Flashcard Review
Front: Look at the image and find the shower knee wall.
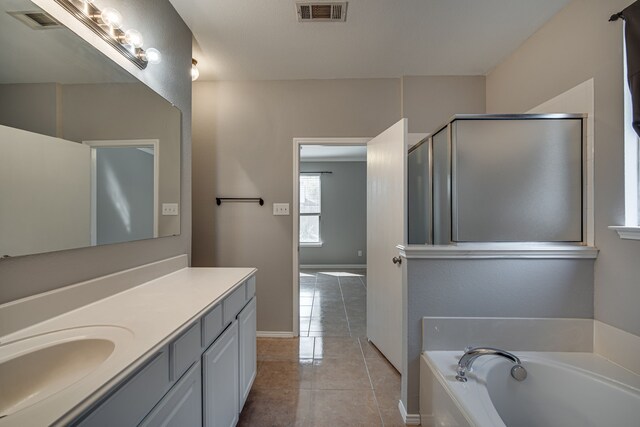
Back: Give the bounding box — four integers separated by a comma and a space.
401, 257, 595, 415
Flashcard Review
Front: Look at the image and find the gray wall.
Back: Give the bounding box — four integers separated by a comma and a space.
0, 83, 61, 137
486, 0, 640, 337
402, 258, 595, 413
0, 0, 192, 304
192, 76, 487, 332
299, 162, 367, 266
192, 78, 402, 332
401, 76, 486, 134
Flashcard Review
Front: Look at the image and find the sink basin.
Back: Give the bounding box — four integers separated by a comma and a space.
0, 326, 133, 417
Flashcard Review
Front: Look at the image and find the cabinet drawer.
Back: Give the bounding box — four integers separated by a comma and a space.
223, 283, 246, 325
170, 322, 201, 380
202, 303, 223, 348
75, 348, 171, 427
140, 361, 202, 427
246, 276, 256, 300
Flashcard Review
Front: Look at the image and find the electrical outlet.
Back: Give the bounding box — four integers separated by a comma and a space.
358, 250, 363, 257
273, 203, 290, 215
162, 203, 179, 216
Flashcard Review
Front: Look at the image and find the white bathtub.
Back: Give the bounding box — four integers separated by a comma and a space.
420, 351, 640, 427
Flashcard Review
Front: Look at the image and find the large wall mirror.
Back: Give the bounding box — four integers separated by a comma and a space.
0, 0, 181, 258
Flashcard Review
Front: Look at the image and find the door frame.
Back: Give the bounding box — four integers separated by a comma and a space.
83, 139, 160, 245
291, 137, 370, 337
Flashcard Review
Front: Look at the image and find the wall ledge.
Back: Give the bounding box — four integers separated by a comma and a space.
397, 244, 598, 259
609, 226, 640, 240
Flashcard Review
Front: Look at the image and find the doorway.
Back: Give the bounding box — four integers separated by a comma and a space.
84, 139, 159, 245
292, 138, 369, 338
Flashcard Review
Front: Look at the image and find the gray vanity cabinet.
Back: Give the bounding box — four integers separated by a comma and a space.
71, 275, 257, 427
203, 320, 240, 427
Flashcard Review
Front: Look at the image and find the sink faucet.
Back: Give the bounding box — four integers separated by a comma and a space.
455, 347, 527, 383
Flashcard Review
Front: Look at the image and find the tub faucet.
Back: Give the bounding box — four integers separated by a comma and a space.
455, 347, 527, 383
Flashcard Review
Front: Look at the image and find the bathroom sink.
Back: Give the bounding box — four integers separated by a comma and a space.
0, 326, 133, 417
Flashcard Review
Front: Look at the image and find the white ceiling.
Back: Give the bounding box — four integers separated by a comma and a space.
300, 145, 366, 162
169, 0, 571, 81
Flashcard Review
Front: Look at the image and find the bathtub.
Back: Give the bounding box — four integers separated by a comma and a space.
420, 351, 640, 427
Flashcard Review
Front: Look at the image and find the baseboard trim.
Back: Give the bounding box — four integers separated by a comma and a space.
257, 331, 295, 338
398, 400, 421, 425
300, 264, 366, 270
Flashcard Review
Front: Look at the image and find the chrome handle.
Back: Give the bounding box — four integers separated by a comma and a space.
392, 256, 402, 265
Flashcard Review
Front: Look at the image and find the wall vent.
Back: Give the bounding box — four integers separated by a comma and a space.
296, 2, 348, 22
8, 10, 62, 30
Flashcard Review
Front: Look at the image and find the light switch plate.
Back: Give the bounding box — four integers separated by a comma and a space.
162, 203, 179, 216
273, 203, 290, 216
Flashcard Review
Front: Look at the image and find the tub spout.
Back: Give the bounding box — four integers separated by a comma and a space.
455, 347, 527, 383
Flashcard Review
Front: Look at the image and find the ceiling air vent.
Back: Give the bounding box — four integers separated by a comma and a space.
8, 10, 62, 29
296, 2, 348, 22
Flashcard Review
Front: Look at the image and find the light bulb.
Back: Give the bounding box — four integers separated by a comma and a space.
191, 59, 199, 81
124, 29, 144, 48
144, 48, 161, 64
100, 7, 122, 29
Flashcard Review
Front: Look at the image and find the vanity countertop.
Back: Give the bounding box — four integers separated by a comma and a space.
0, 266, 257, 426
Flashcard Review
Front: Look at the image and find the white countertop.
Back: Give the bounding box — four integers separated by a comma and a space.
0, 267, 256, 426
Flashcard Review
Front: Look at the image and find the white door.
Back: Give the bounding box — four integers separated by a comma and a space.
366, 118, 407, 372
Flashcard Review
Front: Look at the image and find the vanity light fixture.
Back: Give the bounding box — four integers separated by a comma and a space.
124, 29, 144, 48
191, 58, 200, 81
99, 7, 122, 29
54, 0, 161, 69
145, 48, 162, 65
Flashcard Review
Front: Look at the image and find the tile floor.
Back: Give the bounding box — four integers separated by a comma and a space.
238, 270, 408, 426
298, 270, 367, 338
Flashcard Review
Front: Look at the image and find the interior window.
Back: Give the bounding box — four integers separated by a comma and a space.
299, 174, 321, 244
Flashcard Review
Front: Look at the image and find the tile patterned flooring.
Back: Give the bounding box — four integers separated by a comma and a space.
298, 269, 367, 338
238, 270, 407, 426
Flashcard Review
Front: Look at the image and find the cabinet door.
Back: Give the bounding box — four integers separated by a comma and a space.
140, 361, 202, 427
203, 320, 239, 427
238, 297, 257, 409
